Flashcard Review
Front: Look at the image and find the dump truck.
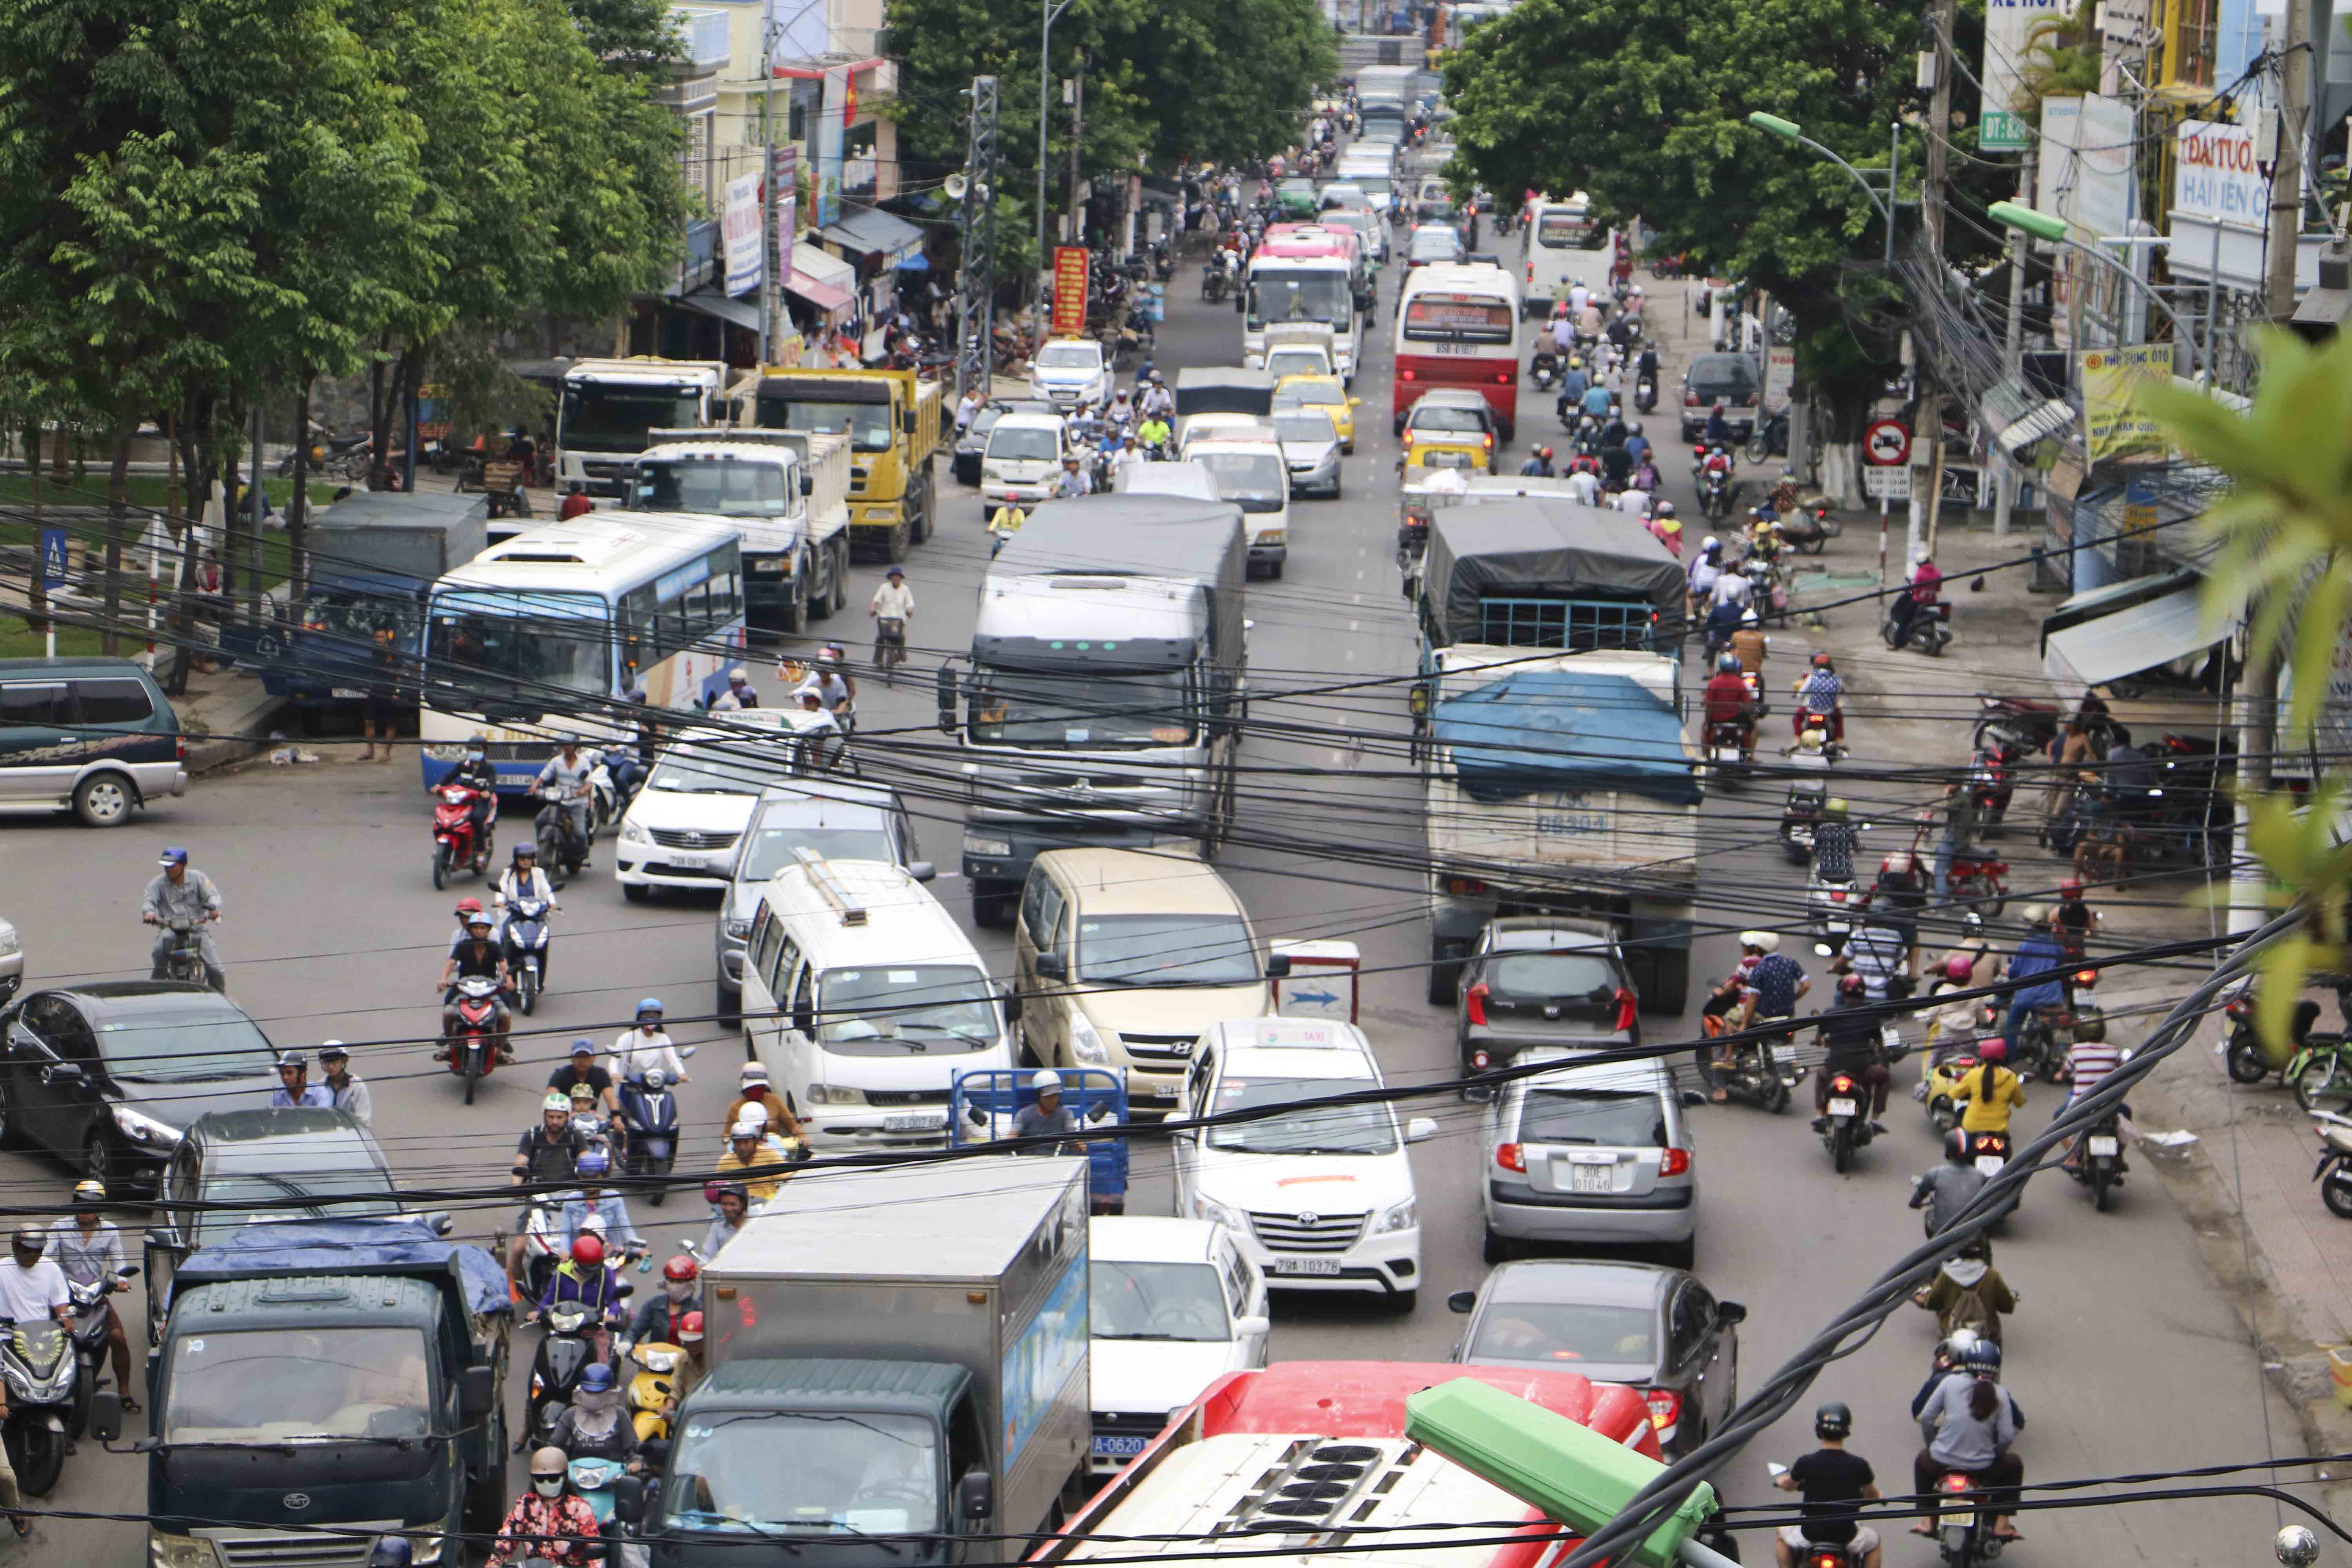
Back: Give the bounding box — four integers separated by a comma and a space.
738, 366, 944, 561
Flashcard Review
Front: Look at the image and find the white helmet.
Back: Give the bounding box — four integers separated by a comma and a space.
1750, 931, 1782, 953
1032, 1070, 1064, 1095
739, 1062, 770, 1084
730, 1114, 764, 1138
1700, 534, 1719, 552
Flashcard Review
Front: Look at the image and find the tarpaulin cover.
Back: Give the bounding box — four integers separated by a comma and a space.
1423, 498, 1688, 644
1434, 668, 1698, 804
185, 1218, 514, 1317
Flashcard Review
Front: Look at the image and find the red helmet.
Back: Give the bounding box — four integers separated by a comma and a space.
1944, 955, 1974, 984
1810, 652, 1834, 670
1838, 972, 1866, 996
1977, 1039, 2008, 1064
2059, 876, 2084, 897
570, 1234, 606, 1268
677, 1311, 705, 1343
663, 1255, 699, 1283
454, 897, 483, 917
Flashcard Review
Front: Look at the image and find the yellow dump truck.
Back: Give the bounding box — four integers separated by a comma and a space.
737, 366, 944, 561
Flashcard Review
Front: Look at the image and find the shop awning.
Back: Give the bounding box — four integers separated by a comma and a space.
1998, 397, 2076, 454
677, 288, 760, 331
819, 204, 926, 268
2041, 579, 2237, 695
786, 270, 853, 313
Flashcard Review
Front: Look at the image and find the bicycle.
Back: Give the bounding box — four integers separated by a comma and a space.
874, 616, 907, 685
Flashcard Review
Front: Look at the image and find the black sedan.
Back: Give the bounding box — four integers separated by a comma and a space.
0, 981, 283, 1189
1448, 1259, 1743, 1460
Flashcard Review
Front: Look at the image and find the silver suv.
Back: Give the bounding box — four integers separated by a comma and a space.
1481, 1055, 1701, 1267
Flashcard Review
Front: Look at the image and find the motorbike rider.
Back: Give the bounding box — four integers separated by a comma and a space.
1791, 651, 1844, 745
1553, 356, 1589, 421
269, 1049, 334, 1109
1701, 652, 1756, 756
1686, 537, 1725, 616
2000, 906, 2069, 1051
1109, 430, 1149, 480
143, 846, 226, 991
1136, 409, 1173, 454
548, 1036, 621, 1123
1739, 935, 1811, 1033
2053, 874, 2098, 953
630, 1255, 703, 1346
549, 1360, 641, 1471
1951, 1037, 2027, 1138
561, 1149, 641, 1256
0, 1227, 69, 1326
533, 1232, 628, 1365
1729, 606, 1767, 676
436, 907, 512, 1058
443, 739, 501, 850
1053, 452, 1093, 498
532, 742, 596, 867
47, 1181, 134, 1416
513, 1091, 589, 1185
1916, 1345, 2025, 1546
1909, 1127, 1991, 1238
495, 840, 559, 954
1772, 1401, 1882, 1568
702, 1183, 750, 1256
708, 666, 760, 711
1518, 446, 1555, 478
1812, 972, 1891, 1133
485, 1446, 606, 1568
724, 1061, 808, 1142
717, 1115, 791, 1203
1704, 401, 1733, 447
1700, 589, 1745, 659
2055, 1018, 2129, 1172
1138, 373, 1174, 422
1888, 546, 1944, 645
611, 997, 690, 1085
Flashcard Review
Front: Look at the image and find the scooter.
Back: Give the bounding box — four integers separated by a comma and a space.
2072, 1100, 2130, 1212
2223, 993, 2289, 1086
1704, 719, 1752, 782
2310, 1109, 2352, 1219
65, 1265, 136, 1440
0, 1313, 76, 1495
431, 782, 496, 891
626, 1339, 689, 1442
1929, 1467, 2003, 1568
503, 897, 554, 1017
1529, 348, 1561, 391
1633, 371, 1658, 412
443, 974, 506, 1105
589, 750, 636, 833
1712, 1018, 1801, 1112
1807, 871, 1858, 956
527, 1299, 603, 1450
1819, 1068, 1879, 1172
618, 1051, 697, 1205
535, 788, 592, 887
567, 1455, 625, 1529
1884, 598, 1954, 655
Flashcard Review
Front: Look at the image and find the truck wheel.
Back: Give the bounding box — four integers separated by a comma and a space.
831, 544, 850, 612
911, 475, 933, 544
1426, 942, 1464, 1007
885, 520, 911, 562
1642, 945, 1692, 1014
972, 879, 1018, 929
782, 565, 810, 635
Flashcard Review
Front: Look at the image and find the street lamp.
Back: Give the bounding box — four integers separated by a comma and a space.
1986, 200, 2202, 368
1745, 111, 1900, 267
1034, 0, 1076, 345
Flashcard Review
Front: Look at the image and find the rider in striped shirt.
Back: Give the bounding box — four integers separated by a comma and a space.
2057, 1027, 2127, 1170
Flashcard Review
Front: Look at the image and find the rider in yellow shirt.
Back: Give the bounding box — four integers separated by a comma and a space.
1950, 1038, 2027, 1134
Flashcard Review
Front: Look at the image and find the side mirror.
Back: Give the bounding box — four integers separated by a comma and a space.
45, 1062, 84, 1084
999, 987, 1021, 1024
935, 666, 958, 736
424, 1211, 455, 1238
613, 1475, 646, 1524
800, 472, 815, 497
1405, 1116, 1439, 1143
91, 1390, 123, 1444
792, 1004, 814, 1034
460, 1363, 496, 1419
908, 862, 937, 883
680, 1044, 699, 1060
118, 1264, 140, 1280
614, 1281, 635, 1299
901, 408, 918, 435
1717, 1301, 1748, 1325
955, 1469, 995, 1525
1681, 1089, 1708, 1107
1035, 953, 1068, 981
1265, 954, 1292, 979
1463, 1083, 1495, 1104
1232, 1314, 1271, 1338
1446, 1290, 1477, 1314
1350, 397, 1363, 407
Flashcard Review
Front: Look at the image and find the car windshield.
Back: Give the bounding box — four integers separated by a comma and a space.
663, 1410, 941, 1537
162, 1328, 431, 1445
1077, 914, 1259, 986
560, 385, 701, 454
649, 744, 791, 795
1410, 231, 1461, 260
425, 597, 612, 702
630, 458, 791, 519
1486, 950, 1618, 1003
758, 397, 893, 453
1247, 273, 1352, 329
740, 820, 893, 881
1410, 406, 1488, 434
1206, 1074, 1397, 1155
1689, 359, 1759, 397
816, 965, 998, 1053
1274, 415, 1336, 444
1036, 345, 1100, 370
1287, 382, 1344, 408
1469, 1300, 1656, 1366
965, 408, 1005, 445
969, 668, 1195, 750
988, 426, 1062, 463
95, 1003, 276, 1083
1195, 451, 1286, 511
193, 1173, 401, 1249
1091, 1261, 1231, 1342
1518, 1088, 1668, 1147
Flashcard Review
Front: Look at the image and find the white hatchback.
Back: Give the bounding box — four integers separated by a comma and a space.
1087, 1216, 1269, 1472
1172, 1017, 1436, 1311
613, 719, 801, 897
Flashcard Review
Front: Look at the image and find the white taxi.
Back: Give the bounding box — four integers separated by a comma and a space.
1171, 1017, 1435, 1310
614, 718, 800, 896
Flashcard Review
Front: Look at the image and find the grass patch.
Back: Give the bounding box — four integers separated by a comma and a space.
0, 474, 336, 514
0, 615, 118, 661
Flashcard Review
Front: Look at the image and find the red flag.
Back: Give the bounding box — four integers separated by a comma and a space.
843, 73, 858, 126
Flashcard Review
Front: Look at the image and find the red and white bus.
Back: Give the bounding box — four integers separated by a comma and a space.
1246, 225, 1366, 382
1394, 263, 1523, 442
1034, 1362, 1659, 1568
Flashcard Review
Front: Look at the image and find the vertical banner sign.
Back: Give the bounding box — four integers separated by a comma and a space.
1981, 0, 2069, 151
772, 144, 799, 259
38, 527, 66, 591
1763, 346, 1796, 413
1051, 246, 1089, 337
723, 173, 765, 297
2080, 343, 2175, 458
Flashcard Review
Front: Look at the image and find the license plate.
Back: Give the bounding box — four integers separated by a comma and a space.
1152, 1082, 1179, 1100
2073, 988, 2096, 1008
1766, 1045, 1788, 1066
1570, 1163, 1614, 1193
1828, 1098, 1857, 1116
330, 686, 363, 699
751, 561, 785, 574
1091, 1435, 1150, 1458
1270, 1257, 1343, 1276
1975, 1154, 2005, 1176
885, 1112, 946, 1133
667, 852, 707, 868
2087, 1135, 2120, 1156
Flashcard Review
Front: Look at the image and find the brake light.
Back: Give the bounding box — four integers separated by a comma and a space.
175, 734, 186, 762
1496, 1142, 1526, 1173
1402, 430, 1417, 445
1809, 1553, 1845, 1568
1443, 875, 1488, 895
1831, 1074, 1855, 1094
1399, 367, 1417, 381
1684, 390, 1698, 405
1829, 888, 1848, 903
1466, 982, 1491, 1027
1481, 433, 1494, 448
1642, 1388, 1681, 1441
1940, 1473, 1976, 1495
1470, 1048, 1493, 1071
1612, 987, 1638, 1033
2074, 969, 2098, 986
1659, 1147, 1690, 1176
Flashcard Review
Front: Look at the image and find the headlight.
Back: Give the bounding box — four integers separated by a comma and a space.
1068, 1013, 1115, 1065
410, 1537, 448, 1566
151, 1533, 224, 1568
1375, 1198, 1418, 1234
963, 832, 1013, 858
805, 1084, 866, 1107
722, 917, 751, 940
1191, 1193, 1243, 1230
0, 922, 18, 959
1253, 528, 1286, 547
113, 1103, 181, 1148
621, 818, 648, 843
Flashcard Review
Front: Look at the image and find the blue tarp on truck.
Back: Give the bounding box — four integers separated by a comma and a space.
183, 1217, 514, 1316
1432, 668, 1698, 805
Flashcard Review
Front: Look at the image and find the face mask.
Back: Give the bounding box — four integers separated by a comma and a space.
664, 1280, 692, 1303
533, 1477, 565, 1498
575, 1387, 623, 1417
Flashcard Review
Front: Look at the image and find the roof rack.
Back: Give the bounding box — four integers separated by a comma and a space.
795, 848, 867, 926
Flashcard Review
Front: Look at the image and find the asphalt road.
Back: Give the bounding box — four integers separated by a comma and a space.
0, 236, 2301, 1565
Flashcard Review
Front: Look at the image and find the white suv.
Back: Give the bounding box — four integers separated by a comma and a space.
1172, 1017, 1436, 1311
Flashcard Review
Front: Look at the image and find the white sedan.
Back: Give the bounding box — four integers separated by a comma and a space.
613, 719, 801, 898
1087, 1216, 1269, 1473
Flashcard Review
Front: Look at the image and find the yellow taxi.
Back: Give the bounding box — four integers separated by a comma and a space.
1274, 373, 1361, 453
1397, 389, 1499, 474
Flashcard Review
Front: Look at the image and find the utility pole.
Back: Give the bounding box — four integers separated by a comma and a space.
2265, 2, 2312, 316
1914, 0, 1955, 558
956, 76, 1000, 406
1991, 143, 2037, 541
1067, 61, 1085, 250
760, 11, 779, 366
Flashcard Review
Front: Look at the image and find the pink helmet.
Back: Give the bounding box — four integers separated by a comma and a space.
1944, 955, 1973, 985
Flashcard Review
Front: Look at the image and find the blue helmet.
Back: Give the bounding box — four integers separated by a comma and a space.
576, 1147, 612, 1178
578, 1363, 617, 1395
635, 997, 664, 1018
1962, 1340, 2002, 1376
368, 1540, 414, 1568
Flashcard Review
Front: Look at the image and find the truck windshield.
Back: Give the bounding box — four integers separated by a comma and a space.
1206, 1076, 1399, 1156
664, 1410, 941, 1538
561, 385, 702, 454
1247, 272, 1352, 329
969, 669, 1195, 749
163, 1327, 431, 1445
816, 965, 998, 1052
1194, 451, 1286, 512
1091, 1260, 1231, 1341
426, 596, 612, 701
760, 397, 894, 453
297, 588, 408, 641
987, 426, 1062, 463
631, 458, 792, 519
1076, 915, 1259, 986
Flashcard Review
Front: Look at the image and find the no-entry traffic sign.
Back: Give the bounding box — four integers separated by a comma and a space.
1864, 419, 1911, 467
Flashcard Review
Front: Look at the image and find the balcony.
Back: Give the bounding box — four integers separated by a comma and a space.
670, 6, 730, 69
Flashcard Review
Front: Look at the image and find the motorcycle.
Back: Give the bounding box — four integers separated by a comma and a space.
1529, 349, 1561, 391
1819, 1068, 1880, 1172
1633, 372, 1659, 412
567, 1455, 626, 1530
1715, 1018, 1801, 1111
875, 616, 908, 685
1807, 872, 1858, 956
1777, 498, 1842, 555
535, 787, 592, 888
66, 1265, 136, 1439
2073, 1101, 2130, 1212
626, 1339, 689, 1442
527, 1299, 604, 1450
2223, 993, 2298, 1087
1884, 598, 1954, 655
2311, 1110, 2352, 1219
1944, 846, 2009, 918
156, 917, 213, 989
1930, 1467, 2003, 1568
516, 1198, 566, 1305
1704, 719, 1752, 782
503, 896, 554, 1017
0, 1315, 76, 1495
1742, 555, 1788, 626
443, 974, 506, 1105
1744, 408, 1791, 465
430, 784, 497, 893
588, 750, 636, 835
1698, 466, 1736, 521
618, 1054, 697, 1205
